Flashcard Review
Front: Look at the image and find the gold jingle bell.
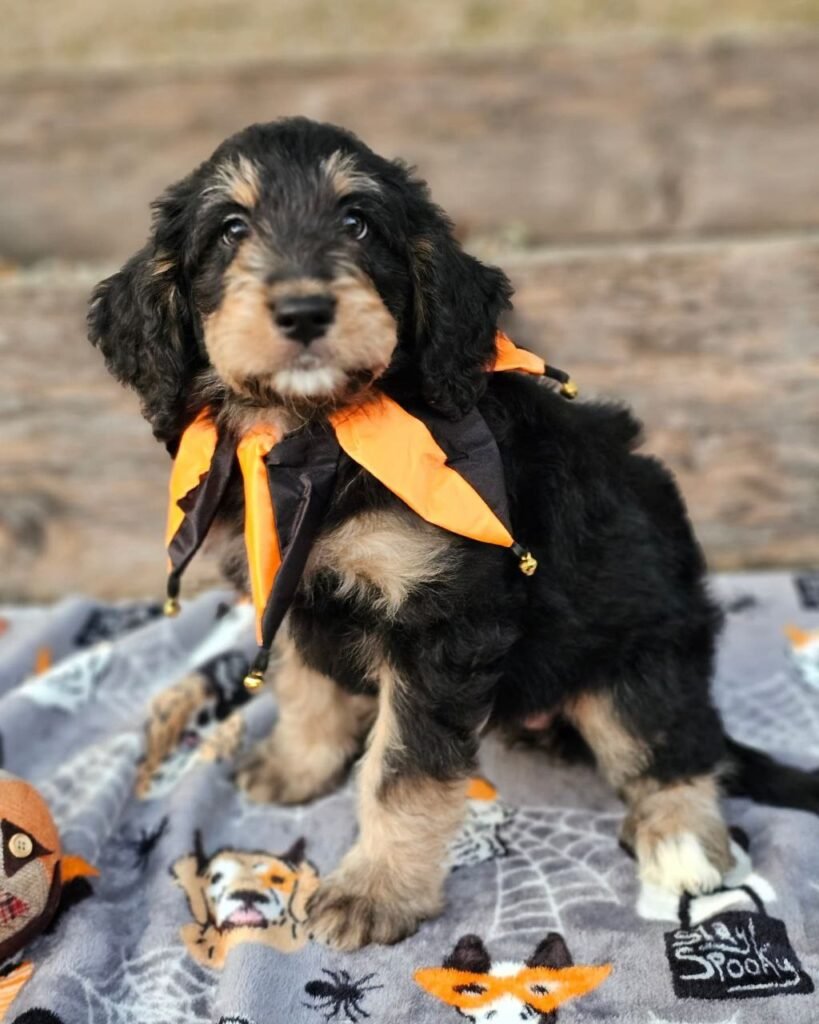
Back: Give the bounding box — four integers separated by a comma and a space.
518, 551, 538, 576
243, 669, 266, 693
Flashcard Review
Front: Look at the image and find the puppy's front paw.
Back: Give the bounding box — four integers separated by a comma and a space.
235, 737, 346, 805
234, 757, 287, 804
307, 872, 428, 950
638, 831, 727, 895
234, 740, 309, 805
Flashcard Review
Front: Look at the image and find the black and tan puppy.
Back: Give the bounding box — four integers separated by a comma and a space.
89, 117, 819, 950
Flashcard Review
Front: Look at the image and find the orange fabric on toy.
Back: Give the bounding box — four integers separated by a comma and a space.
0, 961, 34, 1019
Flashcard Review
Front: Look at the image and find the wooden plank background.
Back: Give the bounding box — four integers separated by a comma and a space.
3, 39, 819, 263
1, 32, 818, 599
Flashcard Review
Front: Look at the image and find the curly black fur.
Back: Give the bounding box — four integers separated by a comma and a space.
88, 174, 206, 445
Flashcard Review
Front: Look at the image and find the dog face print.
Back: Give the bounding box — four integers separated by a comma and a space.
172, 833, 319, 968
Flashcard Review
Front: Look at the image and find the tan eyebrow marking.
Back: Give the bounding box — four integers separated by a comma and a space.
202, 154, 261, 209
321, 151, 381, 198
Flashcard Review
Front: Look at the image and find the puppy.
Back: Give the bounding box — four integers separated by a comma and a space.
89, 117, 819, 950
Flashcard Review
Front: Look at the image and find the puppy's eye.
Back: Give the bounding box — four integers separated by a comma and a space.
342, 210, 368, 240
221, 215, 249, 245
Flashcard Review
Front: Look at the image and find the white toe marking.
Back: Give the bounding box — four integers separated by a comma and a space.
641, 831, 723, 895
637, 839, 777, 922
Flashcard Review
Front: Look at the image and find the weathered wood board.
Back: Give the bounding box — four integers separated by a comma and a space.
3, 37, 819, 263
2, 235, 817, 600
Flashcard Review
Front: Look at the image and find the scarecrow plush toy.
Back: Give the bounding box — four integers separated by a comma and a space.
162, 332, 577, 690
0, 772, 97, 963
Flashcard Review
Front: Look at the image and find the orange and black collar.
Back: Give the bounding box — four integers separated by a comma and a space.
163, 333, 577, 690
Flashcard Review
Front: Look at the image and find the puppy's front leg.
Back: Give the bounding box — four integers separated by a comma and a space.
308, 664, 473, 950
236, 635, 375, 804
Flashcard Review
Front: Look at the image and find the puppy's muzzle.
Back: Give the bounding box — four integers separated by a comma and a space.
272, 292, 337, 346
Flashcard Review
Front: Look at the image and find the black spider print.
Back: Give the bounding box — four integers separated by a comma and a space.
123, 816, 169, 870
304, 968, 383, 1021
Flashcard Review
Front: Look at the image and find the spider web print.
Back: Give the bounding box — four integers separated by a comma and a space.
18, 625, 187, 725
488, 805, 628, 945
715, 667, 819, 759
35, 733, 141, 861
232, 776, 358, 837
52, 946, 212, 1024
83, 625, 197, 722
647, 1013, 742, 1024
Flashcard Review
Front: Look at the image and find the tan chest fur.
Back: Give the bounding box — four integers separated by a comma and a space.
305, 508, 454, 615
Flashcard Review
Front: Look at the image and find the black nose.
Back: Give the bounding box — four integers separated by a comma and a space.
273, 294, 336, 345
231, 889, 269, 906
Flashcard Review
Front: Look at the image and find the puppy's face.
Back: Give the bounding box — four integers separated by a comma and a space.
89, 117, 512, 442
191, 135, 406, 408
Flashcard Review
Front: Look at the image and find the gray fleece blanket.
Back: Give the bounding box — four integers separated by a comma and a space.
1, 572, 818, 1024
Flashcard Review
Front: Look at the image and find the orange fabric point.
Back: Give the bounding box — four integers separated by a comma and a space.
236, 426, 284, 644
493, 330, 546, 376
330, 394, 514, 550
165, 409, 220, 553
62, 854, 101, 883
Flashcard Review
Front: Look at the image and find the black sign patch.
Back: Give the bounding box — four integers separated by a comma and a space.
665, 888, 814, 1000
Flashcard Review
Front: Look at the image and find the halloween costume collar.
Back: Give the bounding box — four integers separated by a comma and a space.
162, 332, 578, 691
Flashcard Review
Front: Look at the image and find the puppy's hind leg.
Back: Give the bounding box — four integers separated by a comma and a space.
621, 774, 733, 894
567, 689, 734, 895
236, 635, 375, 804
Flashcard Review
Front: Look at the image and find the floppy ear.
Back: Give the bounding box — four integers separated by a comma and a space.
287, 860, 320, 925
171, 853, 210, 924
87, 176, 205, 446
408, 194, 513, 418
